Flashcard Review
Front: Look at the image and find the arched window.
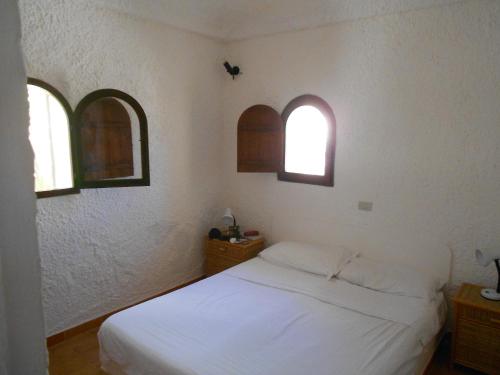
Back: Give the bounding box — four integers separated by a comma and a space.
278, 94, 336, 186
26, 81, 149, 195
74, 89, 150, 188
27, 78, 79, 198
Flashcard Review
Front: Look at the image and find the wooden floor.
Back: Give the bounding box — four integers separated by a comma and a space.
49, 328, 484, 375
49, 327, 106, 375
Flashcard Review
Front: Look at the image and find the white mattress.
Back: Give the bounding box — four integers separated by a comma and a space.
99, 258, 445, 375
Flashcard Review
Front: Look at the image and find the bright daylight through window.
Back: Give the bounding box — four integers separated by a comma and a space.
284, 105, 328, 176
27, 84, 74, 193
278, 94, 335, 186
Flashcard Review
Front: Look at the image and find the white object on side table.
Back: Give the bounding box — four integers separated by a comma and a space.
475, 248, 500, 301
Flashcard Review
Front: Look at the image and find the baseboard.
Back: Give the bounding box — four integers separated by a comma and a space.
46, 275, 205, 347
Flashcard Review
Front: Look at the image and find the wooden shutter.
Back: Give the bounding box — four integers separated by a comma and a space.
80, 98, 134, 180
237, 105, 283, 172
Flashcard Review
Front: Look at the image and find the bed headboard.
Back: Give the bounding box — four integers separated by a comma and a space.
269, 216, 451, 282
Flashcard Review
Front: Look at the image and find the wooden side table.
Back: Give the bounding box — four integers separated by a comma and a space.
204, 237, 265, 276
452, 283, 500, 374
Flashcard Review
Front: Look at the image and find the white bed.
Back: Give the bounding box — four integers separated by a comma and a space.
99, 257, 447, 375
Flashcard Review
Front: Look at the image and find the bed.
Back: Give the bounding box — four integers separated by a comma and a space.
99, 251, 447, 375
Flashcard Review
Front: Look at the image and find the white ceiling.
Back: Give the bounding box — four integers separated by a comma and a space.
96, 0, 463, 41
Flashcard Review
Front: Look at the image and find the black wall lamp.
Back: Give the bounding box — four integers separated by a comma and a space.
223, 61, 241, 80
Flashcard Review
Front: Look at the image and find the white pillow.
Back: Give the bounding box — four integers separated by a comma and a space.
338, 257, 444, 301
259, 241, 358, 279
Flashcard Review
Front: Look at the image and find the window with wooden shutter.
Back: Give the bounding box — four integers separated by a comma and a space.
74, 89, 150, 189
237, 105, 283, 172
80, 98, 134, 180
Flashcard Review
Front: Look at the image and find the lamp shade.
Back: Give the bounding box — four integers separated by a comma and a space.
475, 248, 500, 267
222, 208, 235, 226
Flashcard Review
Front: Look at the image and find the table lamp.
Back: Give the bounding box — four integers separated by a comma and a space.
475, 248, 500, 301
222, 208, 236, 227
222, 208, 240, 239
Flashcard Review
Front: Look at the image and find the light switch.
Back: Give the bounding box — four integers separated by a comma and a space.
358, 201, 373, 212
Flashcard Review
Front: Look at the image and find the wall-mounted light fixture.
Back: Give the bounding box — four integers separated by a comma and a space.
223, 61, 241, 80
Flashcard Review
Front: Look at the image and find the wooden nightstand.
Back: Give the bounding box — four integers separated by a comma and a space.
204, 237, 265, 276
452, 283, 500, 374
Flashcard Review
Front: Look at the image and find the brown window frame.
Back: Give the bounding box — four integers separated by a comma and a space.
27, 78, 80, 199
277, 94, 336, 187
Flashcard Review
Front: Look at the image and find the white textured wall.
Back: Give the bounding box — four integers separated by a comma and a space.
18, 0, 500, 338
222, 0, 500, 293
20, 0, 225, 335
0, 0, 47, 373
0, 259, 8, 375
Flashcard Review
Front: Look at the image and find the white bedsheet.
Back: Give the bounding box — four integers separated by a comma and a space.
99, 258, 444, 375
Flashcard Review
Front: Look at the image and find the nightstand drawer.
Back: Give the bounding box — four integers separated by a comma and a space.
455, 319, 500, 374
204, 237, 265, 276
455, 343, 496, 373
458, 305, 500, 328
205, 255, 240, 276
206, 240, 261, 261
456, 318, 489, 342
453, 284, 500, 374
206, 241, 242, 260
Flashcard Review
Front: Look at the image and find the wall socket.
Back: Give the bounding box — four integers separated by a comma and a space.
358, 201, 373, 212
